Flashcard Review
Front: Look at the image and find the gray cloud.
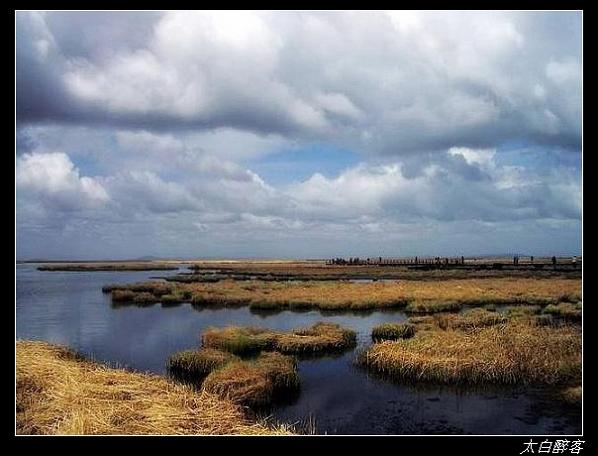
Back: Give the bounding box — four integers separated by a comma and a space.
17, 11, 581, 154
15, 11, 582, 259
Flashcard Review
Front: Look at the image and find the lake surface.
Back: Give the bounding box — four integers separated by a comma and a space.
16, 264, 581, 435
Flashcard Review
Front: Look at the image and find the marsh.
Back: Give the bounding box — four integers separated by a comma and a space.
16, 263, 581, 434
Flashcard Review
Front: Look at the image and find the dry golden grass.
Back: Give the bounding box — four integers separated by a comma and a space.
405, 300, 462, 313
505, 305, 542, 317
202, 322, 356, 355
168, 348, 240, 380
16, 341, 293, 435
186, 260, 580, 280
202, 327, 279, 355
434, 308, 507, 331
166, 277, 581, 311
371, 323, 416, 341
276, 322, 357, 354
543, 302, 582, 321
105, 277, 580, 311
103, 281, 173, 296
358, 320, 581, 385
407, 315, 437, 331
202, 352, 299, 408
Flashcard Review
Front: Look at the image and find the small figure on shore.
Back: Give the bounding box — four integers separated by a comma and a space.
461, 256, 465, 265
513, 256, 519, 266
530, 256, 534, 264
552, 256, 557, 268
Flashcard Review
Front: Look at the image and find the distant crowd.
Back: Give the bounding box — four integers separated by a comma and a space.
327, 256, 466, 266
326, 255, 581, 267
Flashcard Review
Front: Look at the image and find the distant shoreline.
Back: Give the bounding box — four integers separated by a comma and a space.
16, 255, 583, 264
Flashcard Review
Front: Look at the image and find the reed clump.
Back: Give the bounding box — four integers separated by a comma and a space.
505, 305, 542, 318
372, 322, 416, 341
542, 302, 582, 321
435, 308, 507, 331
202, 352, 299, 408
104, 277, 580, 312
110, 289, 137, 302
558, 293, 581, 303
407, 315, 437, 330
405, 300, 462, 314
102, 281, 173, 296
202, 322, 356, 355
16, 340, 292, 435
132, 292, 160, 304
202, 327, 279, 355
276, 322, 357, 354
168, 348, 240, 380
358, 320, 581, 385
160, 290, 193, 305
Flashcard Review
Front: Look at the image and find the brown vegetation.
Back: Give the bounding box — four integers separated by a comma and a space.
358, 320, 581, 385
107, 277, 581, 312
16, 341, 292, 435
371, 322, 417, 341
202, 352, 300, 408
168, 348, 239, 380
184, 259, 581, 281
542, 302, 582, 321
201, 322, 357, 355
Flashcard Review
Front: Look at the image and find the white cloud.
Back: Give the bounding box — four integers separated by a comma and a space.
546, 58, 581, 85
105, 170, 200, 214
287, 147, 581, 223
16, 152, 109, 211
448, 147, 496, 168
18, 11, 581, 152
15, 12, 582, 259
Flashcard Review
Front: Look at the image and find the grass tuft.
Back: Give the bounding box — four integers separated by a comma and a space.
405, 300, 461, 314
110, 290, 137, 302
542, 302, 582, 321
372, 322, 416, 341
202, 352, 299, 408
202, 322, 356, 355
358, 320, 580, 385
168, 348, 240, 381
103, 281, 173, 296
202, 327, 279, 355
505, 305, 542, 318
435, 308, 507, 331
277, 322, 357, 354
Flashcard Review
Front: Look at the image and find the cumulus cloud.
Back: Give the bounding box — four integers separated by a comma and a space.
15, 11, 582, 259
288, 148, 581, 223
104, 171, 201, 214
16, 151, 109, 211
17, 11, 581, 153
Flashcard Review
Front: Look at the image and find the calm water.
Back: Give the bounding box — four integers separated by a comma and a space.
16, 264, 581, 435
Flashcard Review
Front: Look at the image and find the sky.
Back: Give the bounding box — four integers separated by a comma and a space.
15, 10, 582, 260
